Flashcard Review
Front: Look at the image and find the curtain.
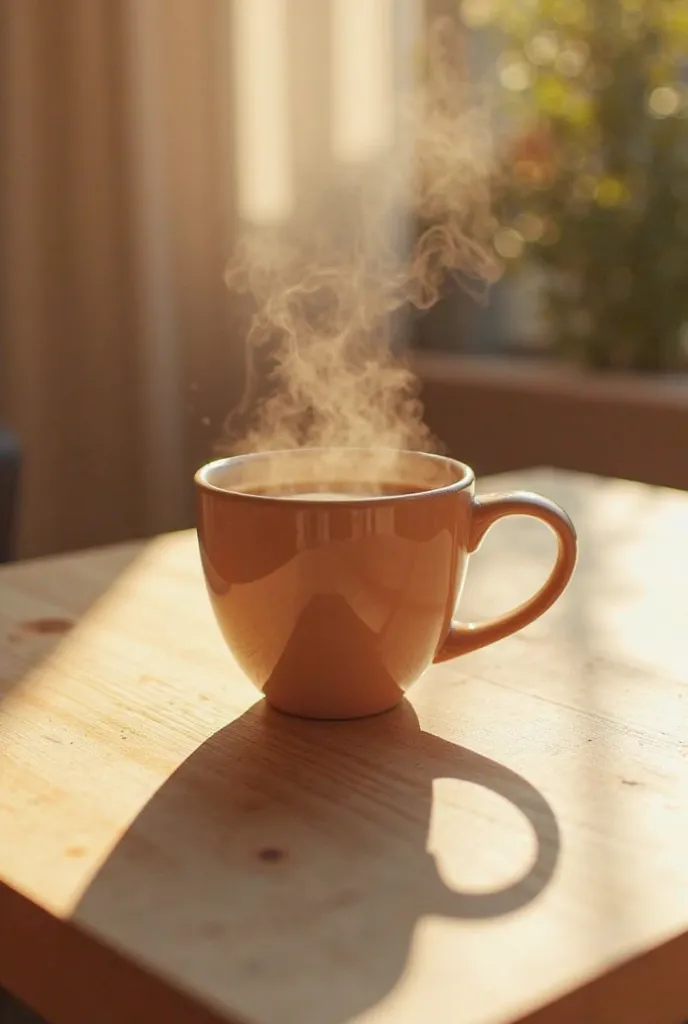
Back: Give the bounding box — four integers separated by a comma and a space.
0, 0, 240, 557
0, 0, 422, 558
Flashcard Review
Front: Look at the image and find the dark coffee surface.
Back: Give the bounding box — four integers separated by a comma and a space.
237, 482, 434, 499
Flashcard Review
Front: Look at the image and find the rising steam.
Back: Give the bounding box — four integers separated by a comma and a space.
221, 17, 499, 469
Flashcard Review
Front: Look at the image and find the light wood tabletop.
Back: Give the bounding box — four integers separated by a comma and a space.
0, 469, 686, 1024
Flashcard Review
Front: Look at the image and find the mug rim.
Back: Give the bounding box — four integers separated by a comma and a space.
194, 448, 475, 505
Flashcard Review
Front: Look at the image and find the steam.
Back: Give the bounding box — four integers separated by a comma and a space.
222, 17, 499, 472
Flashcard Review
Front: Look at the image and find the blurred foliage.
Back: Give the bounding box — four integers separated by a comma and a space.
460, 0, 688, 370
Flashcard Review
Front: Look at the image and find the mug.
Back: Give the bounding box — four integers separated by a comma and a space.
195, 448, 577, 720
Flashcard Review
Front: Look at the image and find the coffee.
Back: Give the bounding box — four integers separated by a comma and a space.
283, 492, 368, 501
238, 483, 428, 500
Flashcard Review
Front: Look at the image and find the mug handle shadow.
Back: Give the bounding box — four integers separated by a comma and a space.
423, 740, 561, 920
435, 491, 578, 662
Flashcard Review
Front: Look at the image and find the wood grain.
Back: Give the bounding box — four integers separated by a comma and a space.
0, 470, 687, 1024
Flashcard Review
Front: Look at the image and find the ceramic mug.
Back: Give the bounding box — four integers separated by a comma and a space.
195, 448, 577, 720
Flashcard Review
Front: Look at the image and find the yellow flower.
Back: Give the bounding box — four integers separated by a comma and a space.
595, 177, 629, 207
494, 227, 525, 259
648, 86, 681, 117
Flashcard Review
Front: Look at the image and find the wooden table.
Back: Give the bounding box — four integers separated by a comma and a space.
0, 469, 686, 1024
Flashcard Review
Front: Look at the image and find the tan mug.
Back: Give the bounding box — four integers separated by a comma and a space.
196, 448, 577, 720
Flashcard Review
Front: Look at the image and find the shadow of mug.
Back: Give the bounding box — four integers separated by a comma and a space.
73, 702, 560, 1024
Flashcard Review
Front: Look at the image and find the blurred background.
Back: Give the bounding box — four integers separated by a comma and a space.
1, 0, 687, 562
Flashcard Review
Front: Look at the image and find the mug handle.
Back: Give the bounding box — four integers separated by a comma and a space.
434, 491, 577, 663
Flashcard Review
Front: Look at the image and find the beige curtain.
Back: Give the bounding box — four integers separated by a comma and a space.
0, 0, 422, 558
0, 0, 241, 558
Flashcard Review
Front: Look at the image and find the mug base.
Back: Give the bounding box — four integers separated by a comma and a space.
264, 693, 404, 722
